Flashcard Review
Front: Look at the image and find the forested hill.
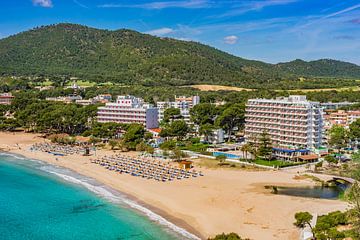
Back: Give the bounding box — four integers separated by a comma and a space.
275, 59, 360, 78
0, 23, 359, 87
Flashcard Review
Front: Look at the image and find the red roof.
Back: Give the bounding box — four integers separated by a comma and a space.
298, 154, 319, 161
148, 128, 162, 133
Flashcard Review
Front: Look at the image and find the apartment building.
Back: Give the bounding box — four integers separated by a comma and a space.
0, 93, 14, 105
175, 95, 200, 108
97, 95, 159, 129
157, 96, 200, 123
320, 101, 357, 110
93, 94, 112, 103
245, 95, 324, 159
324, 110, 360, 127
348, 111, 360, 124
75, 94, 112, 106
46, 95, 82, 104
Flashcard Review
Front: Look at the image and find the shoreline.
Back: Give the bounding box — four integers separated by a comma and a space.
0, 150, 203, 240
0, 132, 349, 240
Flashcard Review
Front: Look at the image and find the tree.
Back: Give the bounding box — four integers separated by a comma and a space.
326, 228, 345, 239
246, 134, 259, 159
164, 107, 181, 122
349, 119, 360, 146
313, 211, 348, 239
164, 120, 189, 140
208, 232, 248, 240
257, 131, 272, 161
241, 143, 252, 161
347, 182, 360, 235
136, 142, 147, 152
108, 139, 118, 150
324, 155, 338, 165
294, 212, 315, 238
117, 140, 129, 152
352, 151, 360, 162
216, 155, 226, 164
122, 124, 145, 149
171, 147, 188, 161
159, 140, 177, 150
328, 125, 348, 151
83, 122, 123, 139
215, 104, 245, 142
144, 132, 153, 141
89, 136, 101, 145
146, 145, 155, 155
199, 123, 214, 143
190, 103, 218, 126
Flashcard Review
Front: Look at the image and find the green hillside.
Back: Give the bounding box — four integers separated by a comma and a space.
276, 59, 360, 78
0, 23, 359, 88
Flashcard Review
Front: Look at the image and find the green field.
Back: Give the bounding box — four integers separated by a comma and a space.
253, 159, 304, 168
65, 80, 96, 88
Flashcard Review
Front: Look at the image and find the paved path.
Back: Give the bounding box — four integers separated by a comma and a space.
308, 172, 355, 184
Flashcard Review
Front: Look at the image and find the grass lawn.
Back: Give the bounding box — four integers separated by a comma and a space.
194, 157, 260, 170
253, 159, 305, 168
97, 82, 129, 87
65, 80, 96, 87
39, 80, 53, 86
179, 143, 209, 153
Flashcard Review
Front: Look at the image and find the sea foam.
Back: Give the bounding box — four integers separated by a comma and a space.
40, 164, 201, 240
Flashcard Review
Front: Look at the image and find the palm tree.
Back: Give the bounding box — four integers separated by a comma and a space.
241, 143, 251, 161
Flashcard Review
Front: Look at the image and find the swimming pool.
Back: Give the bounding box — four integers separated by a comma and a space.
213, 152, 240, 159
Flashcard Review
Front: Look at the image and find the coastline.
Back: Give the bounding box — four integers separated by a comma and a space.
0, 132, 349, 240
0, 151, 203, 240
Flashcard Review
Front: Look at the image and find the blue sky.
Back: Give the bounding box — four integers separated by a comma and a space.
0, 0, 359, 64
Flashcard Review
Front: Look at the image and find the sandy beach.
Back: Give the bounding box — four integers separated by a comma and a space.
0, 132, 349, 240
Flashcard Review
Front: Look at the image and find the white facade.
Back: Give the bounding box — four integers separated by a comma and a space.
206, 129, 225, 144
0, 93, 14, 105
97, 95, 159, 129
245, 95, 324, 150
320, 101, 357, 110
45, 95, 82, 103
157, 96, 200, 123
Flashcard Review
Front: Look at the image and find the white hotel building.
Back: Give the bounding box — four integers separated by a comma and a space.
97, 96, 159, 129
245, 95, 324, 159
157, 96, 200, 123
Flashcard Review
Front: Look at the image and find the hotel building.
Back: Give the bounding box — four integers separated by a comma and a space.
245, 95, 324, 159
157, 96, 200, 123
97, 95, 159, 129
0, 93, 14, 105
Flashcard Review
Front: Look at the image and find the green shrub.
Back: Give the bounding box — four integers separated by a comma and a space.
208, 232, 248, 240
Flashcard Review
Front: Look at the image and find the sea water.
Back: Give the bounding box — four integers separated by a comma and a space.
0, 153, 199, 240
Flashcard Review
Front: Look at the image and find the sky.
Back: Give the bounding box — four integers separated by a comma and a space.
0, 0, 359, 64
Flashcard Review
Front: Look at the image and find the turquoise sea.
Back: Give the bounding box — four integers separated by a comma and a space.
0, 153, 198, 240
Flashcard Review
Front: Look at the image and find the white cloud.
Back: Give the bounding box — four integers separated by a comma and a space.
323, 3, 360, 19
145, 28, 174, 36
216, 0, 298, 18
224, 35, 238, 44
32, 0, 53, 8
99, 0, 210, 9
73, 0, 88, 9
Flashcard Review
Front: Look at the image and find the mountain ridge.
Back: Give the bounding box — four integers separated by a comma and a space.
0, 23, 359, 87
